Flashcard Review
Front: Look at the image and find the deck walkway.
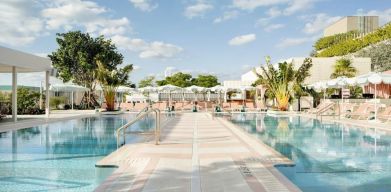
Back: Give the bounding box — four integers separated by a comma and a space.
95, 113, 300, 192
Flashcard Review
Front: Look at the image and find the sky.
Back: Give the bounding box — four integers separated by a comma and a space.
0, 0, 391, 87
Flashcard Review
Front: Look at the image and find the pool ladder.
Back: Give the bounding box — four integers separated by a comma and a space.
116, 107, 161, 148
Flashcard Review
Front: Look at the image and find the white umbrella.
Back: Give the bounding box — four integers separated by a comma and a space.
157, 84, 181, 108
186, 85, 206, 102
210, 85, 226, 105
355, 72, 391, 121
116, 86, 134, 108
240, 86, 255, 107
138, 86, 157, 106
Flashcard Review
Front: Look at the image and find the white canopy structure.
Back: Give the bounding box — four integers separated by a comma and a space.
0, 46, 52, 122
50, 84, 88, 110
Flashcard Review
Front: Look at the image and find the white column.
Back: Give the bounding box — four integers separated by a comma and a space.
12, 67, 17, 122
45, 70, 50, 118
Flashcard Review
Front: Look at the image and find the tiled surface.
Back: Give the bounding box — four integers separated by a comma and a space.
95, 113, 301, 192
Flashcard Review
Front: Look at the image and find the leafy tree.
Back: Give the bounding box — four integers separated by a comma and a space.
355, 41, 391, 72
96, 60, 133, 111
330, 58, 357, 78
156, 72, 193, 87
254, 57, 312, 111
193, 75, 220, 87
156, 79, 168, 86
138, 76, 155, 88
48, 31, 124, 107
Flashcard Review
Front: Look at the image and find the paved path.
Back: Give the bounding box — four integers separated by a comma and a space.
95, 113, 300, 192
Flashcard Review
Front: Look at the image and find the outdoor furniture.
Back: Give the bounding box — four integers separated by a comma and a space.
377, 106, 391, 122
349, 103, 376, 120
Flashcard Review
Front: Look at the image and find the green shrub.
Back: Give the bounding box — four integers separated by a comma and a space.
16, 87, 42, 114
50, 96, 67, 109
315, 23, 391, 57
314, 30, 359, 51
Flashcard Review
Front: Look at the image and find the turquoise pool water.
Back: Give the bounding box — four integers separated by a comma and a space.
0, 114, 156, 192
228, 113, 391, 192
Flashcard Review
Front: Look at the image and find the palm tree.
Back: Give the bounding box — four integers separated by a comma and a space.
96, 60, 133, 111
330, 58, 357, 78
254, 57, 312, 111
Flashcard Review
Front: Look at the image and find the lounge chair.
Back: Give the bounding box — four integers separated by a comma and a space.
308, 101, 334, 114
377, 106, 391, 122
348, 103, 376, 120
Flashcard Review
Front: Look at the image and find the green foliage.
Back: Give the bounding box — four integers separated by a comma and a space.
254, 57, 312, 111
49, 31, 124, 90
330, 58, 357, 78
355, 42, 391, 72
138, 76, 155, 88
316, 23, 391, 57
156, 72, 193, 87
155, 73, 220, 88
0, 92, 10, 102
16, 88, 42, 114
192, 75, 220, 88
96, 60, 133, 111
314, 31, 359, 51
50, 96, 67, 109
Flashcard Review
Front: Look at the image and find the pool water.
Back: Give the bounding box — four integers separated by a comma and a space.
0, 114, 156, 192
228, 113, 391, 192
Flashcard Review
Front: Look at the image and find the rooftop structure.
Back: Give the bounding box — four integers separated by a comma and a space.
0, 46, 52, 122
324, 16, 379, 37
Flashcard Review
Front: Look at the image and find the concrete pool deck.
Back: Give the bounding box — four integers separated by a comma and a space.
95, 113, 300, 192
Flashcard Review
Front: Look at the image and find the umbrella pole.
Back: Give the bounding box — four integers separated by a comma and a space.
375, 84, 377, 121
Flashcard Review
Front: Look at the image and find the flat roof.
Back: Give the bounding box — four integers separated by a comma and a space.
0, 46, 52, 73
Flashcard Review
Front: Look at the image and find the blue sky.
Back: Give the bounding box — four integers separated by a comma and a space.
0, 0, 391, 86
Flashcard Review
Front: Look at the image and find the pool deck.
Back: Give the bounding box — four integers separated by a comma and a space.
95, 113, 300, 192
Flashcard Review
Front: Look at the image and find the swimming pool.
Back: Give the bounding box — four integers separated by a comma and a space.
0, 114, 156, 192
228, 113, 391, 192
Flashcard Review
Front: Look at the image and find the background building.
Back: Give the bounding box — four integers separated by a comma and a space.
324, 16, 379, 37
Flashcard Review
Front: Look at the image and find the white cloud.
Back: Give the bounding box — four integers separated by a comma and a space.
232, 0, 288, 10
214, 10, 239, 23
129, 0, 157, 12
360, 8, 391, 25
112, 35, 183, 59
264, 23, 285, 32
164, 66, 177, 77
0, 0, 44, 46
267, 7, 282, 17
133, 65, 141, 71
41, 0, 132, 37
283, 0, 316, 15
276, 37, 312, 48
228, 34, 256, 46
140, 42, 183, 59
184, 2, 213, 19
303, 13, 341, 34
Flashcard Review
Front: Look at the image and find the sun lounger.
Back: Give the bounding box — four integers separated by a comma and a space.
309, 102, 335, 115
377, 106, 391, 122
348, 103, 376, 120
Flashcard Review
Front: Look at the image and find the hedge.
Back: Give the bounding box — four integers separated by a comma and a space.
316, 23, 391, 57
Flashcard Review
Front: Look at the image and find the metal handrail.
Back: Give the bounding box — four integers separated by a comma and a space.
316, 102, 340, 121
116, 108, 161, 148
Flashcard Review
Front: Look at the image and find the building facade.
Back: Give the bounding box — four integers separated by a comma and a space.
324, 16, 379, 37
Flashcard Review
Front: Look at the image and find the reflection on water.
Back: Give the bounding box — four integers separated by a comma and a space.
0, 114, 155, 192
228, 113, 391, 192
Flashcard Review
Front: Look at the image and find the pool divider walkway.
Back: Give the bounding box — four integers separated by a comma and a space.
95, 113, 301, 192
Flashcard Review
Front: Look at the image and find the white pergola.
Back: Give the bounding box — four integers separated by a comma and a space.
0, 46, 52, 122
